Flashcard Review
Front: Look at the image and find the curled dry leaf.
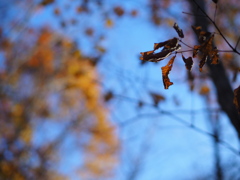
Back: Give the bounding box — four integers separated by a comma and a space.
163, 37, 179, 51
173, 22, 184, 38
153, 40, 170, 51
140, 37, 181, 62
150, 92, 165, 106
182, 55, 193, 70
140, 50, 171, 62
233, 86, 240, 113
161, 56, 176, 89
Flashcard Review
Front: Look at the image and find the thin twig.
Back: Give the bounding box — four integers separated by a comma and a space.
235, 36, 240, 49
182, 11, 207, 17
179, 39, 194, 49
114, 93, 240, 156
214, 4, 218, 22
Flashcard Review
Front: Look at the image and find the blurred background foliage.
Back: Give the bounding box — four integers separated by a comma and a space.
1, 0, 240, 180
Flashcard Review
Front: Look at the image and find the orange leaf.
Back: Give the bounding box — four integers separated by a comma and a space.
199, 85, 210, 95
161, 56, 176, 89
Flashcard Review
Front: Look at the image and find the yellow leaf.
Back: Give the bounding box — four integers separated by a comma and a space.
105, 19, 113, 28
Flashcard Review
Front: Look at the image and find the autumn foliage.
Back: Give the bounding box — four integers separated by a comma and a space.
0, 28, 119, 179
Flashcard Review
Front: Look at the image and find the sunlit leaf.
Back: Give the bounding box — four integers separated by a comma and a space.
161, 55, 176, 89
105, 19, 114, 28
199, 85, 210, 95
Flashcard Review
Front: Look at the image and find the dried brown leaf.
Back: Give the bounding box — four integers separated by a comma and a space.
40, 0, 54, 6
210, 48, 219, 64
104, 91, 114, 102
193, 45, 201, 58
153, 40, 170, 51
163, 37, 179, 51
140, 50, 171, 62
113, 6, 124, 17
234, 86, 240, 113
199, 55, 207, 72
182, 55, 193, 70
150, 92, 165, 106
161, 56, 176, 89
173, 22, 184, 38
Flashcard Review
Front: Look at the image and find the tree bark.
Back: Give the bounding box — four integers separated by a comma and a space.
188, 0, 240, 139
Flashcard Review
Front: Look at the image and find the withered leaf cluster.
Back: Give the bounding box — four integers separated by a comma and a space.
139, 37, 180, 89
139, 23, 184, 89
138, 24, 220, 90
192, 26, 219, 72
